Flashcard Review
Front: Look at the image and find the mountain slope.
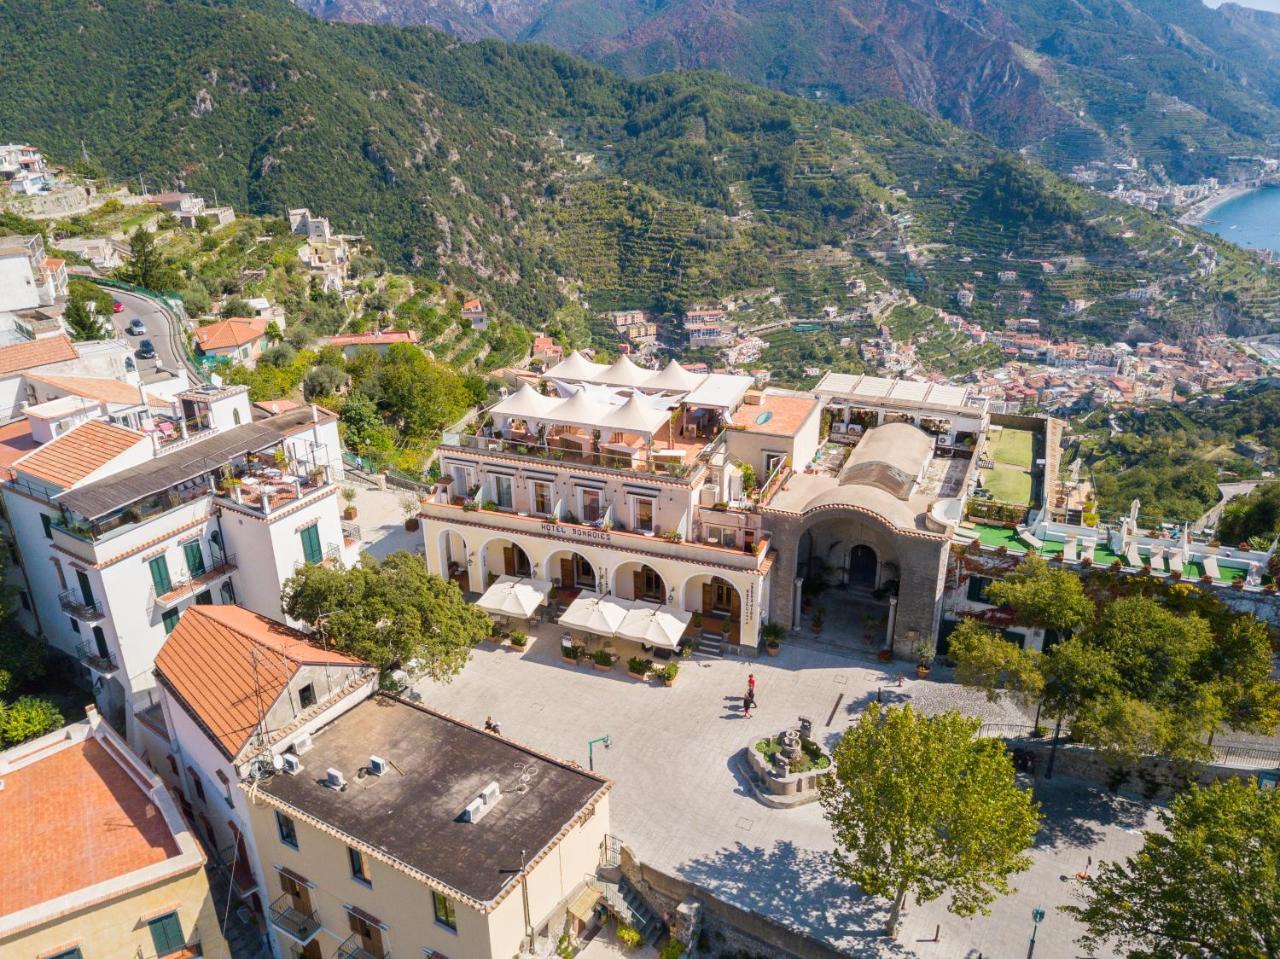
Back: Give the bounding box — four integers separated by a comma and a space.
3, 0, 1278, 343
296, 0, 1280, 176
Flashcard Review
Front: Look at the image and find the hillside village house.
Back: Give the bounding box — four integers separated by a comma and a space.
462, 297, 489, 330
195, 316, 271, 367
149, 604, 375, 940
244, 693, 613, 959
0, 710, 230, 959
0, 143, 53, 195
1, 383, 356, 752
324, 328, 420, 359
289, 208, 353, 294
0, 233, 67, 313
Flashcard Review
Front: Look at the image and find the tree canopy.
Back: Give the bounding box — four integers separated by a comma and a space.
1066, 779, 1280, 958
281, 550, 491, 681
117, 226, 179, 291
819, 704, 1039, 938
984, 553, 1094, 636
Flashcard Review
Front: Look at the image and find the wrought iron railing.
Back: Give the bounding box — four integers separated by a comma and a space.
59, 588, 104, 621
268, 894, 320, 944
76, 640, 117, 675
335, 934, 389, 959
149, 553, 237, 607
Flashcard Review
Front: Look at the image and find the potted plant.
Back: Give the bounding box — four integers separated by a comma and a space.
762, 622, 784, 657
509, 630, 528, 649
1201, 574, 1214, 584
591, 649, 614, 672
1110, 559, 1123, 572
1080, 556, 1093, 568
626, 656, 652, 680
914, 636, 935, 678
1169, 569, 1182, 581
660, 662, 679, 687
341, 486, 358, 520
401, 494, 421, 532
691, 612, 703, 631
560, 643, 583, 665
1231, 578, 1245, 590
810, 607, 825, 634
720, 617, 732, 636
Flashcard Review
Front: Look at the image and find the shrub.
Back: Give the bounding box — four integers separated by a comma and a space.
660, 939, 686, 959
591, 649, 614, 667
616, 924, 642, 950
761, 622, 785, 645
562, 644, 584, 660
0, 696, 61, 747
627, 656, 652, 676
509, 631, 528, 648
660, 662, 679, 682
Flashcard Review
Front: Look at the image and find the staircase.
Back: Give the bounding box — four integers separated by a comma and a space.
588, 872, 661, 943
695, 631, 724, 657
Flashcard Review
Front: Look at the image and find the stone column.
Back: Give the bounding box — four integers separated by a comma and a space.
884, 596, 898, 651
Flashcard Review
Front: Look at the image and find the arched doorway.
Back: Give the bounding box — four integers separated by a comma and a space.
848, 544, 878, 588
683, 574, 741, 618
615, 561, 666, 603
547, 548, 597, 592
481, 538, 532, 584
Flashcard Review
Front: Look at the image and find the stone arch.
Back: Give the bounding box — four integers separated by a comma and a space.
613, 559, 668, 604
545, 546, 599, 592
794, 505, 903, 592
478, 535, 532, 583
437, 528, 469, 578
680, 572, 742, 618
848, 543, 878, 588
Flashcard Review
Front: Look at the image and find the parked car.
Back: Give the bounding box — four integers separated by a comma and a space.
112, 300, 124, 313
137, 339, 156, 359
128, 318, 146, 335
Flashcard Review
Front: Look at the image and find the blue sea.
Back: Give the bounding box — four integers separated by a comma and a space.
1201, 186, 1280, 254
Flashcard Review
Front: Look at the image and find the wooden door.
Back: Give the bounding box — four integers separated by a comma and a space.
702, 582, 713, 614
560, 558, 573, 588
633, 570, 645, 600
503, 546, 517, 576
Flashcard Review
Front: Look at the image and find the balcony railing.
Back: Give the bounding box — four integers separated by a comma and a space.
76, 640, 118, 675
216, 461, 331, 517
59, 589, 104, 621
269, 894, 321, 945
441, 430, 719, 482
336, 934, 388, 959
150, 554, 237, 608
217, 845, 258, 898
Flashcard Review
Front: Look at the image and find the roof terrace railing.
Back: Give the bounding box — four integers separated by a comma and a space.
440, 430, 717, 482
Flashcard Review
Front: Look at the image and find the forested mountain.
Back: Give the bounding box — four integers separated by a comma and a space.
296, 0, 1280, 179
4, 0, 1279, 340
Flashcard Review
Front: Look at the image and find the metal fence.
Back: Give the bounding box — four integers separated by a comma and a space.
978, 722, 1280, 770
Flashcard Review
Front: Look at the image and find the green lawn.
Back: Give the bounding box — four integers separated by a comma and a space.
980, 465, 1032, 505
976, 524, 1028, 551
989, 427, 1034, 469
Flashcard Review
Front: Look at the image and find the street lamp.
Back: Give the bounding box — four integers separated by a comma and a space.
588, 735, 611, 771
1027, 906, 1046, 959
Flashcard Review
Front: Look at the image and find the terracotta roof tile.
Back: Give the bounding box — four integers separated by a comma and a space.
25, 373, 170, 410
0, 738, 181, 915
0, 335, 77, 377
194, 317, 268, 352
13, 419, 145, 488
0, 419, 37, 479
325, 330, 418, 347
155, 606, 366, 760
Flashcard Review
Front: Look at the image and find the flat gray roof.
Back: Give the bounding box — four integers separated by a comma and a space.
258, 695, 609, 908
57, 407, 318, 520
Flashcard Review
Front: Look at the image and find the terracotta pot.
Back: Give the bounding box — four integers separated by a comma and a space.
560, 654, 579, 665
343, 507, 357, 520
592, 661, 612, 672
916, 664, 931, 678
663, 677, 676, 687
766, 643, 780, 657
404, 517, 420, 532
627, 671, 648, 681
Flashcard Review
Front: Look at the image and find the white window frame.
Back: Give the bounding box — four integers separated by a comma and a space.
630, 495, 656, 534
578, 487, 602, 523
530, 480, 552, 516
491, 474, 514, 510
705, 524, 738, 549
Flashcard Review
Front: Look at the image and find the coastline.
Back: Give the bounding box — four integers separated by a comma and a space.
1178, 183, 1259, 224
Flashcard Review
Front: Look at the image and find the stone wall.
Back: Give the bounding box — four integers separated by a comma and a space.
618, 845, 849, 959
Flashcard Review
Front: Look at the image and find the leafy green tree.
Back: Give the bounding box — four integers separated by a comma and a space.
363, 343, 472, 439
819, 704, 1039, 938
339, 393, 396, 462
282, 551, 490, 680
0, 695, 61, 747
303, 364, 346, 401
984, 554, 1094, 637
1066, 780, 1280, 958
947, 619, 1043, 706
119, 226, 177, 291
62, 296, 105, 341
221, 297, 252, 318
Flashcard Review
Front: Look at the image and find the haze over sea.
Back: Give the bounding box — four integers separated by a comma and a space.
1202, 186, 1280, 255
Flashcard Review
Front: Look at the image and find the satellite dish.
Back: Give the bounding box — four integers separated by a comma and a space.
271, 754, 285, 771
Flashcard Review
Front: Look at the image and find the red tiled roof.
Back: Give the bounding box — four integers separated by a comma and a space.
194, 317, 268, 352
0, 335, 77, 377
0, 419, 37, 479
155, 605, 366, 760
14, 419, 145, 488
0, 738, 181, 914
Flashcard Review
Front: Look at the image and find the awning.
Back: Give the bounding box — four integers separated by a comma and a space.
475, 576, 553, 620
558, 591, 632, 636
567, 885, 603, 922
615, 601, 692, 650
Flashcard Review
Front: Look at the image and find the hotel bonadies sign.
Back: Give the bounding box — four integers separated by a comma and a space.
541, 522, 614, 544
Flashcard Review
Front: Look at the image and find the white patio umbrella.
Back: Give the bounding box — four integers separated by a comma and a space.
476, 576, 553, 620
616, 601, 692, 650
558, 591, 632, 637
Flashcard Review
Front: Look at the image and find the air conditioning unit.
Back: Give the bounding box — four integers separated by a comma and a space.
293, 733, 314, 755
326, 767, 346, 790
281, 754, 302, 776
462, 797, 485, 822
480, 781, 501, 806
368, 755, 387, 776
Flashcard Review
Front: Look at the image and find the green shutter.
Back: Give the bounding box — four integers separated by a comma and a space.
40, 514, 52, 539
162, 608, 180, 634
300, 524, 322, 564
149, 556, 172, 593
184, 540, 206, 577
147, 912, 185, 955
76, 569, 95, 608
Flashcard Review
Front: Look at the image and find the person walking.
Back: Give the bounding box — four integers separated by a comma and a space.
742, 691, 753, 718
748, 673, 756, 695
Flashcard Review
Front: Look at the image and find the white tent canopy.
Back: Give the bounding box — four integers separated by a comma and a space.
490, 383, 561, 422
476, 576, 553, 620
558, 591, 633, 636
601, 394, 669, 437
600, 354, 654, 388
615, 601, 691, 649
544, 350, 609, 382
648, 359, 706, 393
550, 389, 617, 430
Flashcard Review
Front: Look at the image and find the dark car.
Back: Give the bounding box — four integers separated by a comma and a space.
137, 339, 156, 360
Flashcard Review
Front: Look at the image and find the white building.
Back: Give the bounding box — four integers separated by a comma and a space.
421, 352, 822, 655
1, 384, 356, 751
0, 234, 66, 312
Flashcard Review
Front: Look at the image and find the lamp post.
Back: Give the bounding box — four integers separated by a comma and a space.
588, 735, 611, 771
1027, 906, 1045, 959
